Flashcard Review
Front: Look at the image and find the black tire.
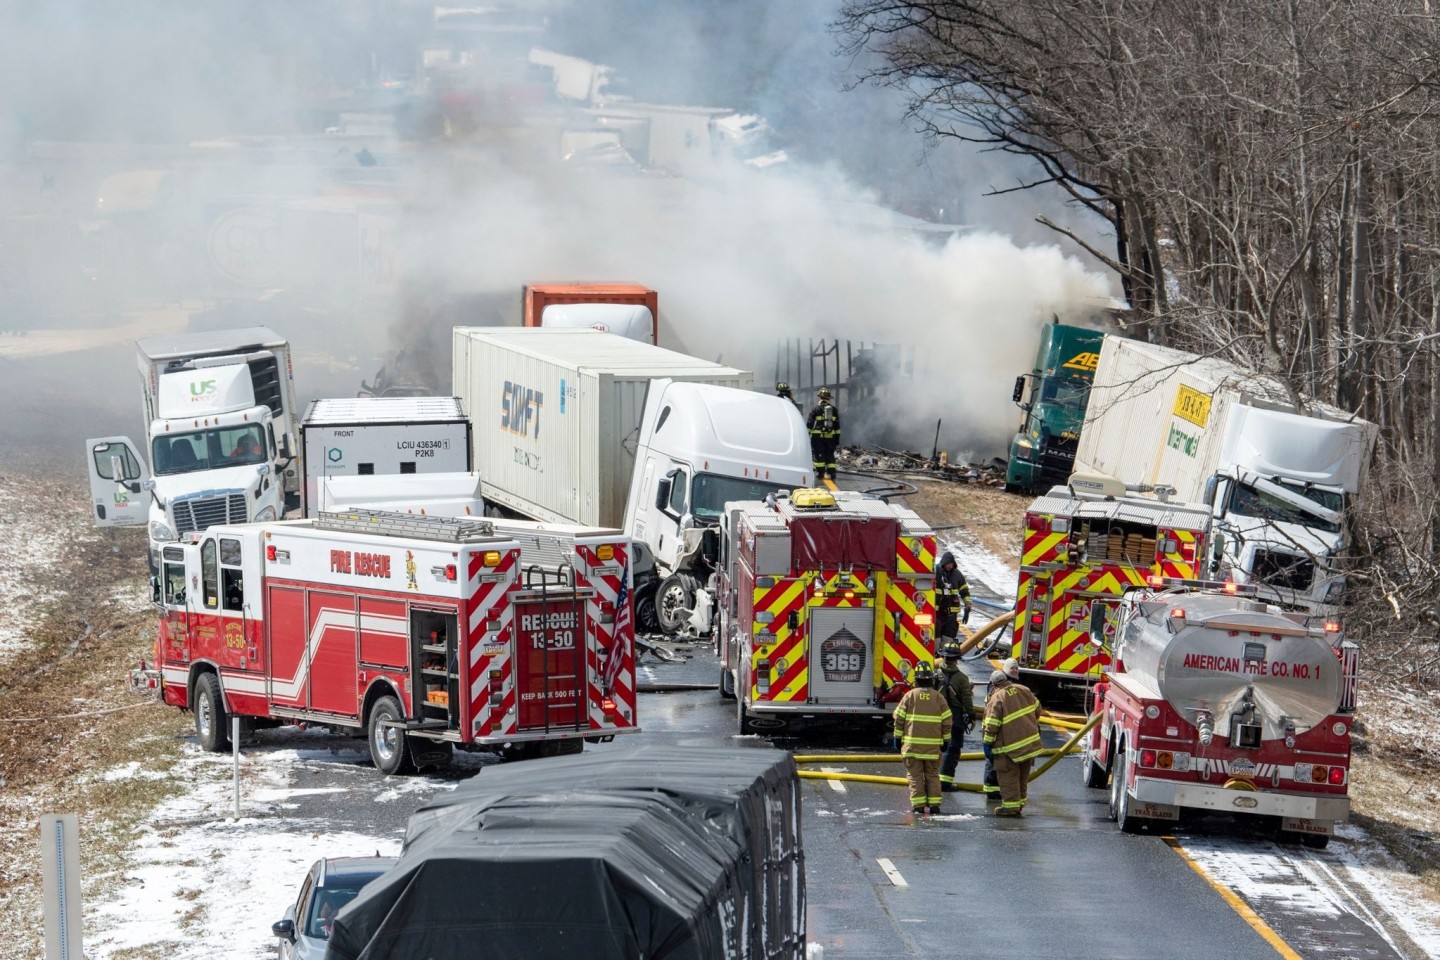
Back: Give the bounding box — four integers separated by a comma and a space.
655, 574, 694, 635
367, 695, 415, 775
1081, 740, 1108, 789
1301, 832, 1331, 850
737, 687, 756, 735
1112, 747, 1147, 834
541, 738, 584, 758
194, 673, 231, 753
635, 586, 660, 634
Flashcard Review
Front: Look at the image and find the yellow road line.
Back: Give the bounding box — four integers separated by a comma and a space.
822, 477, 838, 491
1163, 837, 1302, 959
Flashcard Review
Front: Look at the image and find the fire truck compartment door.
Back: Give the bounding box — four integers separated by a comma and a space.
515, 597, 584, 732
790, 517, 898, 572
306, 591, 360, 719
809, 606, 876, 703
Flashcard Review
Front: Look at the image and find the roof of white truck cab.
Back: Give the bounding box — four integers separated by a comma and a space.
650, 380, 810, 464
453, 327, 746, 378
136, 326, 288, 361
304, 396, 467, 425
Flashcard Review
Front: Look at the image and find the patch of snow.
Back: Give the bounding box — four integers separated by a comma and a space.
939, 532, 1018, 605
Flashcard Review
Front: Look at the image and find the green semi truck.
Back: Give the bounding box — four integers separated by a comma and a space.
1004, 321, 1104, 493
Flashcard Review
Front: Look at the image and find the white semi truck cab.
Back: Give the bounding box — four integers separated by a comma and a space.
85, 326, 298, 569
624, 379, 813, 636
1202, 406, 1372, 611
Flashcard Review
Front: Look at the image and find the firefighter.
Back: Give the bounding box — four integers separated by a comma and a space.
982, 658, 1043, 817
935, 551, 973, 639
893, 661, 952, 818
806, 387, 840, 480
776, 381, 802, 414
937, 642, 975, 792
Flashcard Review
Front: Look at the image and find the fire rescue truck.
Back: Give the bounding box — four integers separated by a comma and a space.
715, 488, 938, 734
1081, 580, 1357, 846
1015, 473, 1211, 687
134, 509, 638, 773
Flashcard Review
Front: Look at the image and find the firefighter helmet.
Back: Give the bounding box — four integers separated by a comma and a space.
939, 642, 963, 660
817, 386, 833, 400
912, 660, 936, 685
776, 381, 792, 393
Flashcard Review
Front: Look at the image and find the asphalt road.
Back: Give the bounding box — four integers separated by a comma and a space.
258, 643, 1418, 960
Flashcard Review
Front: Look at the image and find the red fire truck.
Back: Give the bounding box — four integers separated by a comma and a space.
1082, 581, 1357, 846
1015, 473, 1211, 687
715, 489, 938, 734
135, 509, 638, 773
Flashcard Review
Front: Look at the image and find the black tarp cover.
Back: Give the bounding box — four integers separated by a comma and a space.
327, 746, 805, 960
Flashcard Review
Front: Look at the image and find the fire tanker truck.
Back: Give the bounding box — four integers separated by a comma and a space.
134, 509, 638, 773
1015, 473, 1211, 687
715, 489, 938, 734
1081, 581, 1357, 846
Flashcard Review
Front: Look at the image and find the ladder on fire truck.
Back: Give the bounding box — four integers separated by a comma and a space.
316, 509, 499, 543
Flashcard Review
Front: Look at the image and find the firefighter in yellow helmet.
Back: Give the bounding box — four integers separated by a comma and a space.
982, 658, 1043, 817
776, 381, 802, 414
806, 386, 840, 480
893, 661, 952, 818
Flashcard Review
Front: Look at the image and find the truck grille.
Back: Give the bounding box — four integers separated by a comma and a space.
174, 494, 248, 535
1037, 436, 1079, 486
1251, 550, 1315, 592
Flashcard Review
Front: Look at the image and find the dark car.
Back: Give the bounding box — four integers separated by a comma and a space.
272, 856, 395, 959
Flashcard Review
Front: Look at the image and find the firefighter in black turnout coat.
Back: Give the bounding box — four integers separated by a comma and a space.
807, 387, 840, 480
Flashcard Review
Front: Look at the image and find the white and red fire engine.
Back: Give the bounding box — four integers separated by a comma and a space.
715, 489, 938, 734
1081, 580, 1357, 846
1015, 473, 1210, 686
135, 509, 638, 773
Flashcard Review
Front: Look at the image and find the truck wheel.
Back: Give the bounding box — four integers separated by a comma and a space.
367, 696, 415, 775
738, 695, 756, 735
1081, 741, 1108, 789
655, 574, 694, 635
1112, 748, 1147, 834
194, 673, 231, 753
1108, 742, 1125, 820
1301, 832, 1330, 850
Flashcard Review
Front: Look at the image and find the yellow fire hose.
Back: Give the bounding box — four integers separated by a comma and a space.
794, 710, 1103, 791
956, 609, 1015, 656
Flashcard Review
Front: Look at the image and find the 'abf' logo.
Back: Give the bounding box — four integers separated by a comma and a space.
1062, 352, 1100, 372
327, 447, 344, 463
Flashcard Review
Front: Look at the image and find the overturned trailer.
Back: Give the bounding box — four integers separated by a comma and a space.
327, 746, 806, 960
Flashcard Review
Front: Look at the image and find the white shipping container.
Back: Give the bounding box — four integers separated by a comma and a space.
1076, 338, 1371, 499
452, 328, 753, 527
301, 396, 472, 517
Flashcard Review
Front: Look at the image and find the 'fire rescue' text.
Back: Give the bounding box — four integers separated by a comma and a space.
331, 549, 392, 578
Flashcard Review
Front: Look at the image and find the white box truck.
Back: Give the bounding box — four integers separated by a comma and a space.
452, 327, 814, 635
300, 396, 473, 517
85, 327, 300, 570
1075, 337, 1379, 610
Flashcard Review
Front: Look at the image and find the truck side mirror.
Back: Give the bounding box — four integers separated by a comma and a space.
654, 475, 673, 511
1011, 375, 1026, 403
150, 576, 161, 604
1089, 603, 1112, 644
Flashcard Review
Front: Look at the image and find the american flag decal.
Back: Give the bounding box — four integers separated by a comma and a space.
604, 560, 631, 694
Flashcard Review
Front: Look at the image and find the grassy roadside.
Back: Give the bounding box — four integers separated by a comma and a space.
0, 520, 192, 960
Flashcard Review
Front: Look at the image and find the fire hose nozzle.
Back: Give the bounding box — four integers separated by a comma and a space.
1195, 710, 1214, 747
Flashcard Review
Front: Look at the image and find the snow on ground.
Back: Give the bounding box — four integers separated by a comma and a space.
0, 476, 88, 654
939, 532, 1018, 606
83, 731, 451, 959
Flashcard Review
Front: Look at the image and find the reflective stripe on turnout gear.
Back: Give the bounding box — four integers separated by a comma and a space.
894, 688, 952, 761
982, 682, 1043, 762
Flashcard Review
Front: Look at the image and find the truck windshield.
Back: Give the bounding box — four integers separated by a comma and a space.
152, 425, 267, 476
1040, 379, 1090, 409
1231, 480, 1343, 533
691, 474, 792, 521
